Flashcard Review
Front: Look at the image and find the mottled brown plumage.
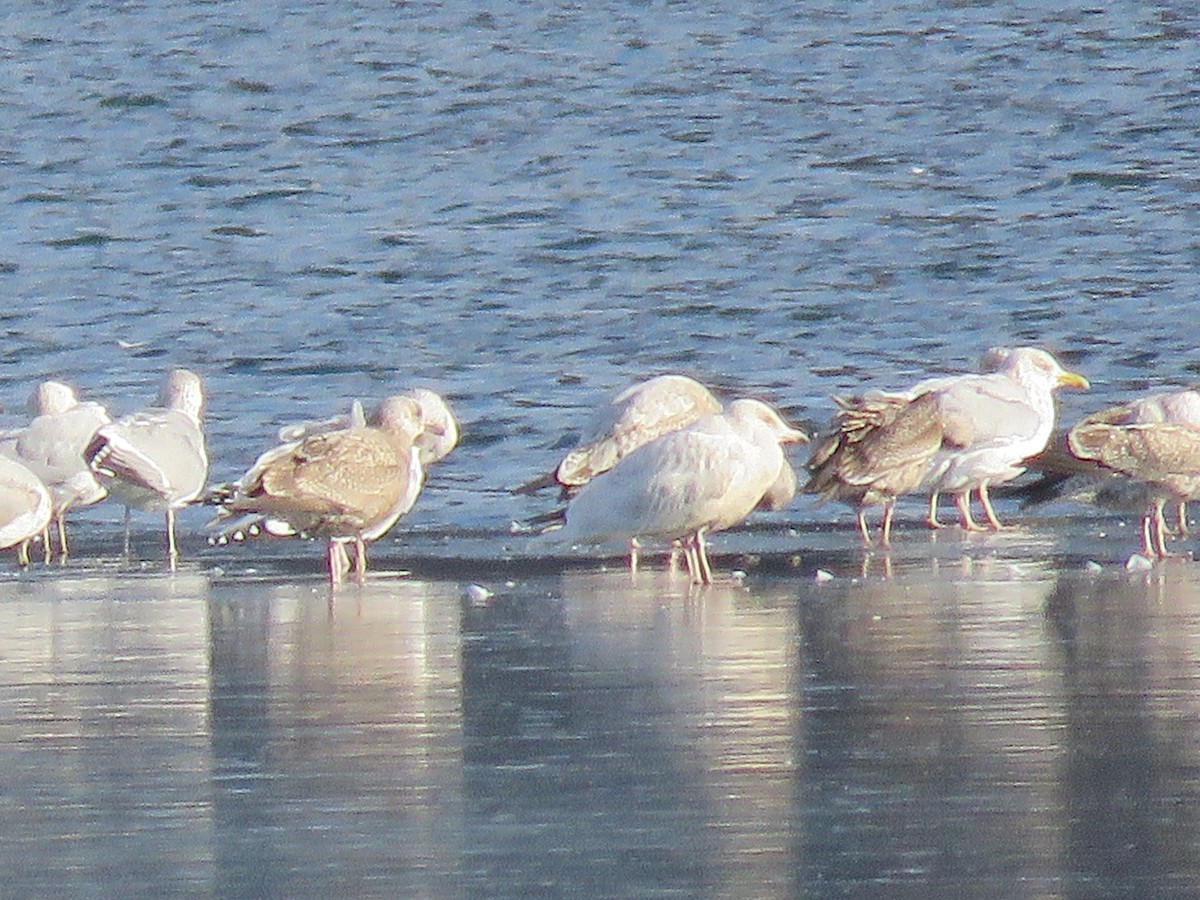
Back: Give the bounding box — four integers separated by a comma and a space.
224, 396, 424, 583
1068, 418, 1200, 558
805, 391, 947, 545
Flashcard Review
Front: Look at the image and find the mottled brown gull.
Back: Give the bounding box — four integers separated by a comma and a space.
805, 390, 947, 546
216, 396, 428, 584
273, 387, 458, 467
1030, 389, 1200, 559
85, 369, 208, 567
554, 398, 807, 585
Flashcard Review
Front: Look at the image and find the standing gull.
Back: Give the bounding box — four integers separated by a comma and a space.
554, 398, 808, 585
0, 380, 111, 559
1021, 389, 1200, 559
216, 395, 431, 584
0, 457, 52, 566
85, 369, 208, 567
919, 347, 1089, 530
805, 390, 948, 546
805, 347, 1088, 543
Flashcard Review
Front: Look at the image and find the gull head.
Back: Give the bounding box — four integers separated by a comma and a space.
725, 398, 809, 445
160, 369, 206, 421
28, 380, 79, 416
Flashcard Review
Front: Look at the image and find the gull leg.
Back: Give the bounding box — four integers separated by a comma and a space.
17, 539, 30, 567
354, 537, 367, 584
978, 481, 1004, 530
955, 491, 982, 531
57, 515, 69, 561
926, 492, 944, 529
856, 509, 872, 545
328, 540, 350, 585
693, 529, 714, 585
1141, 511, 1156, 558
681, 537, 700, 583
123, 506, 132, 558
166, 508, 178, 571
1178, 502, 1189, 537
628, 538, 640, 576
1153, 499, 1170, 559
881, 502, 896, 548
42, 526, 51, 564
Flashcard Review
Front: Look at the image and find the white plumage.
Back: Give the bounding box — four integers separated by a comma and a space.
85, 369, 208, 567
917, 347, 1089, 529
0, 380, 111, 559
0, 456, 52, 566
556, 398, 807, 584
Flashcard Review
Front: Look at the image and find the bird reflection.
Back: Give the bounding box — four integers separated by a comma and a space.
798, 568, 1062, 892
461, 569, 803, 897
1044, 568, 1200, 893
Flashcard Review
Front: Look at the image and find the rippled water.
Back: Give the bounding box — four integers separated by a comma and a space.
2, 1, 1199, 895
4, 0, 1199, 542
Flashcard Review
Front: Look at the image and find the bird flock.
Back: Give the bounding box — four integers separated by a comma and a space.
0, 347, 1194, 585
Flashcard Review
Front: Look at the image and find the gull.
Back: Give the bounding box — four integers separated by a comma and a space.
554, 398, 808, 585
213, 389, 458, 545
275, 388, 457, 465
918, 347, 1089, 530
0, 380, 111, 559
518, 374, 759, 571
404, 388, 459, 466
805, 390, 948, 546
516, 374, 723, 496
1021, 389, 1200, 558
215, 395, 429, 584
85, 369, 208, 567
0, 456, 53, 566
805, 347, 1089, 543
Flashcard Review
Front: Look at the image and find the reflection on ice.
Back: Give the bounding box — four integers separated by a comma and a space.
2, 560, 1200, 895
461, 569, 802, 897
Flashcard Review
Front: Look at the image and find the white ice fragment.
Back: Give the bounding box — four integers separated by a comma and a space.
1125, 554, 1154, 572
464, 583, 494, 605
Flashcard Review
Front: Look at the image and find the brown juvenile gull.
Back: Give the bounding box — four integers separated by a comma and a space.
272, 387, 458, 467
1022, 389, 1200, 559
553, 398, 808, 585
805, 390, 948, 546
214, 390, 459, 557
0, 380, 111, 559
0, 456, 53, 566
216, 395, 426, 584
85, 369, 208, 567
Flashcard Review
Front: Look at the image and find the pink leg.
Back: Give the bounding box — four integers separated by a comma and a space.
978, 481, 1004, 530
881, 502, 896, 547
926, 492, 943, 529
955, 492, 982, 531
856, 509, 872, 545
